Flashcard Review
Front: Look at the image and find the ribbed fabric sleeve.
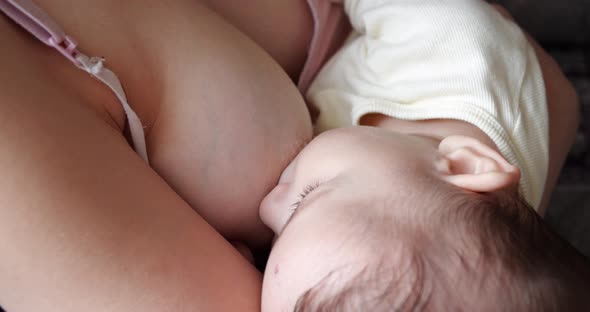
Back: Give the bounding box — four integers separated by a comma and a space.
308, 0, 548, 209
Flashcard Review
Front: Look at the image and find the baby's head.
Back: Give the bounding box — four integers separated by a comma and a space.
260, 126, 590, 311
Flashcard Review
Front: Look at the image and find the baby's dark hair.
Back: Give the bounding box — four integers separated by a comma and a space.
294, 188, 590, 311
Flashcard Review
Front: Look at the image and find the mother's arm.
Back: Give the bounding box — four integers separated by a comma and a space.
531, 35, 580, 215
491, 4, 581, 215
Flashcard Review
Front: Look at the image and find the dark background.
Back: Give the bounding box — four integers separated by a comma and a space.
1, 1, 589, 311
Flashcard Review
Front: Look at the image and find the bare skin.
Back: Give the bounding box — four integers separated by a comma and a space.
0, 1, 577, 311
0, 0, 313, 310
200, 0, 315, 81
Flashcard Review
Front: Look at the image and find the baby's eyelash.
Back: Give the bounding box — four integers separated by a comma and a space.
291, 181, 321, 210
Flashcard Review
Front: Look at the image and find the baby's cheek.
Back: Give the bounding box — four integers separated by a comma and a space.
263, 247, 308, 311
262, 263, 289, 312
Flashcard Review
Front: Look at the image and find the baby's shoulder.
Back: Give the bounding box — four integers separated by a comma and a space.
345, 0, 525, 48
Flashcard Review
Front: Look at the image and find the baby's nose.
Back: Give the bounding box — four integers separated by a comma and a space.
279, 157, 298, 184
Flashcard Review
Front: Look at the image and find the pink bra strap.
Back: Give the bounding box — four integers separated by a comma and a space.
0, 0, 83, 66
0, 0, 149, 162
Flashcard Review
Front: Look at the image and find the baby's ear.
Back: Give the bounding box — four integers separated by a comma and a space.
438, 135, 520, 193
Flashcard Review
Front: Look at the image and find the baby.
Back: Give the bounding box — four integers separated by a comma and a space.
259, 0, 590, 311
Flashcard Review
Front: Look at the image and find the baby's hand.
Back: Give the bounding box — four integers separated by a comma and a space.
232, 241, 255, 264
